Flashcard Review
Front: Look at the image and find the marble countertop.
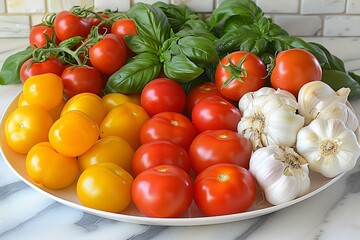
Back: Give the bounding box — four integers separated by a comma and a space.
0, 37, 360, 240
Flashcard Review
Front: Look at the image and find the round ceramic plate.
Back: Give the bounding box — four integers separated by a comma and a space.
0, 93, 346, 226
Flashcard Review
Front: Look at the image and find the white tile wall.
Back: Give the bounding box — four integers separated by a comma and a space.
1, 0, 360, 37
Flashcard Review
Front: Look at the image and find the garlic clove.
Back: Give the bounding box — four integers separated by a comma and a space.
296, 119, 360, 178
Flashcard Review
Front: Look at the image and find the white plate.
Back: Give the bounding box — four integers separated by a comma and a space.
0, 93, 346, 226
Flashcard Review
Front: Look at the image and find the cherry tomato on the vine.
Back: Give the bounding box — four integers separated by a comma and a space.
186, 82, 223, 115
189, 129, 253, 175
20, 56, 65, 83
53, 10, 91, 41
111, 18, 138, 57
132, 140, 190, 176
89, 13, 111, 35
29, 24, 59, 49
140, 78, 187, 116
61, 65, 103, 99
194, 163, 256, 216
215, 51, 267, 101
26, 142, 78, 189
140, 111, 198, 151
77, 163, 133, 213
270, 48, 322, 97
191, 95, 241, 132
132, 164, 193, 218
89, 33, 127, 75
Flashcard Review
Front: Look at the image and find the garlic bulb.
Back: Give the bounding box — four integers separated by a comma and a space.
249, 145, 310, 205
238, 87, 297, 113
298, 81, 358, 131
238, 93, 304, 150
296, 118, 360, 178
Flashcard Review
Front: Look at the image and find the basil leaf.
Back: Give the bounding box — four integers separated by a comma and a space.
309, 42, 346, 72
163, 54, 204, 82
127, 3, 170, 46
176, 28, 217, 42
105, 52, 161, 94
58, 36, 83, 49
0, 48, 33, 85
177, 36, 219, 64
125, 34, 159, 54
322, 70, 360, 100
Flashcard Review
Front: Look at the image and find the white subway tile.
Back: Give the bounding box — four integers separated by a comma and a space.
94, 0, 130, 12
171, 0, 213, 12
324, 15, 360, 36
274, 15, 322, 36
7, 0, 46, 13
301, 0, 346, 14
0, 0, 5, 13
257, 0, 299, 13
47, 0, 94, 13
0, 16, 30, 38
30, 14, 46, 26
346, 0, 360, 14
132, 0, 170, 5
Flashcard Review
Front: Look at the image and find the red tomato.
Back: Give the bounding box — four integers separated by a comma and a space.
61, 65, 103, 99
189, 129, 253, 175
20, 56, 65, 83
89, 33, 127, 75
194, 163, 256, 216
140, 78, 187, 116
215, 51, 267, 101
89, 14, 111, 35
29, 24, 59, 49
140, 112, 198, 151
132, 140, 190, 176
132, 164, 193, 218
111, 18, 138, 57
53, 11, 91, 41
186, 82, 222, 115
270, 48, 322, 97
191, 95, 241, 132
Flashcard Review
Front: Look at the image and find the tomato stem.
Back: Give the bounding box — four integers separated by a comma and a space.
218, 173, 229, 182
220, 53, 249, 89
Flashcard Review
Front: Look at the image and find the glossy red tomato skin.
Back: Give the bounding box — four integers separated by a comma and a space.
20, 56, 65, 83
189, 129, 253, 175
111, 18, 138, 57
140, 78, 187, 116
132, 140, 190, 176
140, 112, 198, 151
53, 11, 91, 41
29, 24, 59, 49
270, 48, 322, 97
191, 95, 241, 132
89, 33, 127, 75
89, 14, 111, 35
186, 82, 222, 115
215, 51, 267, 101
194, 163, 256, 216
61, 65, 103, 99
132, 164, 193, 218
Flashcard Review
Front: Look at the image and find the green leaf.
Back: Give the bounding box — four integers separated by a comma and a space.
105, 52, 161, 94
163, 54, 204, 82
124, 34, 159, 54
128, 3, 171, 46
177, 36, 219, 64
0, 48, 33, 85
322, 70, 360, 100
58, 36, 83, 49
308, 42, 346, 72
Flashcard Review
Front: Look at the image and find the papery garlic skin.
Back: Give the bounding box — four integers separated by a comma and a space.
238, 93, 304, 150
249, 145, 310, 205
296, 119, 360, 178
298, 81, 358, 131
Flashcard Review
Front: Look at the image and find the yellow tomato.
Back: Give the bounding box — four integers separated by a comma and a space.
102, 93, 141, 113
18, 92, 65, 121
100, 102, 149, 149
26, 142, 78, 189
61, 92, 107, 125
22, 73, 63, 111
78, 136, 134, 173
49, 110, 99, 157
5, 106, 53, 154
77, 163, 133, 213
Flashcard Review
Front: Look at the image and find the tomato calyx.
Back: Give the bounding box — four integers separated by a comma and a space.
218, 173, 229, 182
220, 53, 249, 88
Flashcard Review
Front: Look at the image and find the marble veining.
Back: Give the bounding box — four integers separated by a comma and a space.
0, 37, 360, 239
